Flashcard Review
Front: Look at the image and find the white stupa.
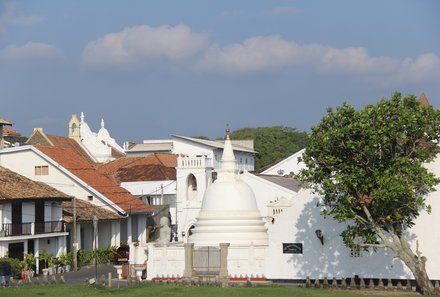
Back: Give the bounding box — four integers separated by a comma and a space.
188, 129, 268, 246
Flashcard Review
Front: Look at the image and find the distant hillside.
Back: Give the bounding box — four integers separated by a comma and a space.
228, 126, 308, 170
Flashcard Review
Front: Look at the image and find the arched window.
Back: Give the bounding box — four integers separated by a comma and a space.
187, 174, 197, 201
188, 225, 195, 236
71, 123, 77, 135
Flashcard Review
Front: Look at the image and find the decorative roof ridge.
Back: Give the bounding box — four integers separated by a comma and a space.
26, 128, 54, 146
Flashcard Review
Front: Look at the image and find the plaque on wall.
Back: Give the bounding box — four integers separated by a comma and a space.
283, 243, 303, 254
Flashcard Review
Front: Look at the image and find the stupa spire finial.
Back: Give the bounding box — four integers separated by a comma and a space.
220, 125, 236, 173
225, 124, 230, 140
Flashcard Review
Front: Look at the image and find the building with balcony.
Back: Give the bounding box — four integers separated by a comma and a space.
0, 128, 153, 257
125, 135, 256, 172
0, 166, 72, 272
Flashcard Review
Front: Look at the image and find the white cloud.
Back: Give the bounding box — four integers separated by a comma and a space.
0, 2, 44, 30
81, 25, 209, 69
197, 34, 440, 84
198, 36, 303, 73
80, 24, 440, 85
394, 53, 440, 84
265, 7, 302, 16
0, 42, 63, 61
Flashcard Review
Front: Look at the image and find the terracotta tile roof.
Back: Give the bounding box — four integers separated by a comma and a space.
35, 143, 152, 213
0, 166, 72, 201
97, 154, 177, 183
46, 135, 96, 164
419, 92, 429, 107
0, 117, 13, 126
116, 164, 176, 183
62, 199, 123, 223
3, 128, 21, 137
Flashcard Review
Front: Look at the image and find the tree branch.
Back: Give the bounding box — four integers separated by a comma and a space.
354, 215, 369, 225
358, 243, 386, 248
362, 205, 390, 246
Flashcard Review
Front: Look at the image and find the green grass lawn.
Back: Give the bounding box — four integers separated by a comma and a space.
0, 283, 420, 297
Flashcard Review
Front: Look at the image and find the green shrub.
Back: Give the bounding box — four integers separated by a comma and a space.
0, 257, 24, 278
77, 250, 93, 267
95, 246, 117, 264
24, 253, 36, 271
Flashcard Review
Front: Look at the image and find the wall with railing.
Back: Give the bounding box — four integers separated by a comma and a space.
1, 220, 65, 237
178, 156, 213, 169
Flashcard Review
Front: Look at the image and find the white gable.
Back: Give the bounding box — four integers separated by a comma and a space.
261, 148, 306, 176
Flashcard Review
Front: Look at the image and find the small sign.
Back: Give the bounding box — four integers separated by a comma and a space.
283, 243, 303, 254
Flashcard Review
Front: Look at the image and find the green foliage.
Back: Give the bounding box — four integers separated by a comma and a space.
57, 252, 73, 266
95, 246, 117, 264
77, 250, 93, 267
39, 250, 54, 269
24, 253, 36, 271
0, 257, 24, 278
300, 92, 440, 249
228, 126, 308, 170
77, 247, 117, 266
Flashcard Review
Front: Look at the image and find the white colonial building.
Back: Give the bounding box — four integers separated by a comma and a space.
125, 129, 440, 284
68, 112, 125, 163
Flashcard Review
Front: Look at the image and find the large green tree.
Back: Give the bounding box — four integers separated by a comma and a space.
228, 126, 308, 170
299, 92, 440, 295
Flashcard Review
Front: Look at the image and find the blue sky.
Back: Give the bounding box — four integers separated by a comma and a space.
1, 0, 439, 143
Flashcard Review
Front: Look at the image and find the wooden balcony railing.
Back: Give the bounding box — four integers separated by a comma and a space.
0, 221, 65, 237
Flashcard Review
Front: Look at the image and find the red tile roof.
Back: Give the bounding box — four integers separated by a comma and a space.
0, 117, 13, 126
97, 154, 177, 183
35, 140, 152, 213
63, 199, 123, 222
3, 128, 21, 137
46, 135, 96, 164
0, 166, 72, 201
419, 92, 430, 108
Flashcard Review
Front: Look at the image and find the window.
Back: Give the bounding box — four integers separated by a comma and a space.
35, 166, 49, 175
187, 174, 197, 201
87, 196, 93, 201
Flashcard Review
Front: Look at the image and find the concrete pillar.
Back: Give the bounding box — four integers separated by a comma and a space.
219, 243, 229, 279
111, 221, 116, 246
138, 216, 147, 244
183, 243, 194, 278
58, 236, 66, 255
127, 216, 132, 244
35, 239, 40, 273
76, 223, 81, 250
24, 240, 28, 256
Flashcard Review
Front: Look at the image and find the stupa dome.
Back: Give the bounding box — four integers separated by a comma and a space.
188, 129, 268, 246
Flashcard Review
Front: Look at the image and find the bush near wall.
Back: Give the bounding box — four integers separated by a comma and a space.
0, 257, 24, 278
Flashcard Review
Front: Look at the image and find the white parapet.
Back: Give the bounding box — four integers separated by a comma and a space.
145, 242, 185, 280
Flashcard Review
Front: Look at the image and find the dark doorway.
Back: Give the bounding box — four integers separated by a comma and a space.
35, 201, 45, 234
28, 239, 35, 255
80, 228, 85, 250
8, 242, 24, 260
66, 228, 71, 252
11, 201, 22, 235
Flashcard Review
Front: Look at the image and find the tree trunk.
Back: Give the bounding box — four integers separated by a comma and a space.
413, 258, 435, 295
397, 246, 435, 295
